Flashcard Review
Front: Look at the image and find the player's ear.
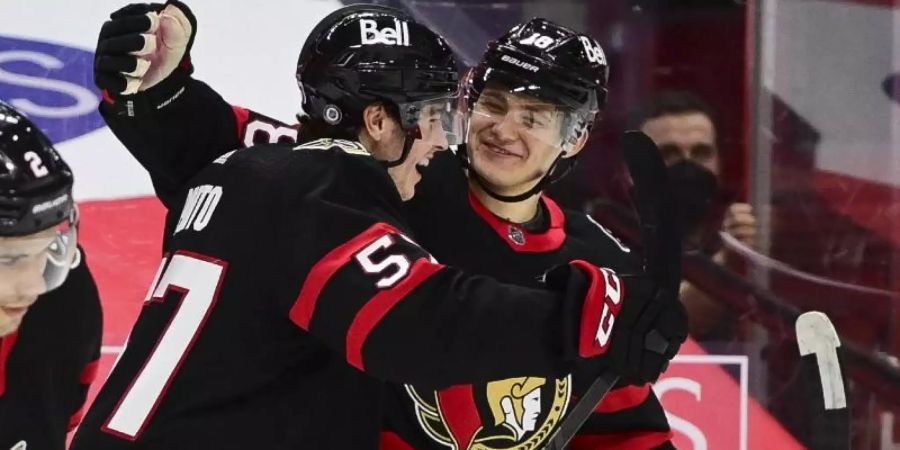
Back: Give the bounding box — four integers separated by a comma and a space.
362, 104, 389, 142
563, 128, 591, 159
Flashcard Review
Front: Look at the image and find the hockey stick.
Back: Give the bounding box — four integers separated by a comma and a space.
542, 372, 620, 450
796, 311, 851, 450
542, 131, 682, 450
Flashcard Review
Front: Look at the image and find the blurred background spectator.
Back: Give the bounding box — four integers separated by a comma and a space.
636, 90, 757, 340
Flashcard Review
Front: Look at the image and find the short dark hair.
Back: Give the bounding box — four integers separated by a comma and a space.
633, 90, 717, 131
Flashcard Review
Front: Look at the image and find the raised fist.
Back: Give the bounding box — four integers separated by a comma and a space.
94, 1, 196, 99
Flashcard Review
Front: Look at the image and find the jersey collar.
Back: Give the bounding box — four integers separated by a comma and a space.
0, 331, 19, 397
467, 190, 566, 252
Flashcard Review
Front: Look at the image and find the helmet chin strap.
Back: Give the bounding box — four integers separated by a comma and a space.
382, 127, 420, 168
457, 144, 575, 203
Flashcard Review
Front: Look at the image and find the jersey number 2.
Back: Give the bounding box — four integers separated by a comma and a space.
103, 252, 227, 440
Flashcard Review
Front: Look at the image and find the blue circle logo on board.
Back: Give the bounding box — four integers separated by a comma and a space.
0, 35, 104, 144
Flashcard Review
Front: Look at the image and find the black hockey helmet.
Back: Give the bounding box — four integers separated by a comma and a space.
296, 4, 462, 166
460, 18, 610, 202
0, 101, 79, 292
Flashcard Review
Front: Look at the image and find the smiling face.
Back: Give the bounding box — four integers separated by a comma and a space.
385, 102, 451, 201
466, 83, 576, 197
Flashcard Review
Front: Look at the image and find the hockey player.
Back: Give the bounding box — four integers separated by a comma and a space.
382, 20, 681, 450
0, 101, 103, 450
73, 4, 685, 449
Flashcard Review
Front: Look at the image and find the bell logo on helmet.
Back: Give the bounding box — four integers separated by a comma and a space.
359, 18, 410, 46
579, 36, 606, 65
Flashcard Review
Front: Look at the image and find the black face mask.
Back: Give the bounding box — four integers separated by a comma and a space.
667, 160, 719, 241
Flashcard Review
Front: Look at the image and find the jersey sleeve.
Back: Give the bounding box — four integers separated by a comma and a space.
100, 77, 296, 208
275, 152, 586, 388
287, 222, 580, 388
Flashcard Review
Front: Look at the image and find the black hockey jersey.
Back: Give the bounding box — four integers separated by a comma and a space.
97, 77, 674, 449
0, 248, 102, 450
71, 142, 611, 450
384, 151, 674, 450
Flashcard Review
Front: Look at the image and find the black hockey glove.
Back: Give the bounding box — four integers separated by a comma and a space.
94, 1, 197, 116
546, 260, 687, 385
546, 131, 689, 385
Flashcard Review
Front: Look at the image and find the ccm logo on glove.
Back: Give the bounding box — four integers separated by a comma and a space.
573, 260, 624, 357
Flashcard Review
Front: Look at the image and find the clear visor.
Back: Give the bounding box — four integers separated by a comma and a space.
0, 209, 78, 297
399, 94, 465, 147
466, 81, 594, 152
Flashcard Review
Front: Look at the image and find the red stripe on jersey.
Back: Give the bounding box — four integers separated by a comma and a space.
69, 358, 101, 430
232, 106, 250, 142
0, 331, 19, 397
289, 222, 403, 330
101, 89, 115, 105
69, 405, 87, 431
345, 258, 443, 370
81, 358, 100, 385
595, 384, 651, 413
569, 430, 672, 450
379, 431, 416, 450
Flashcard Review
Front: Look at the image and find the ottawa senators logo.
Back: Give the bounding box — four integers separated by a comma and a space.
406, 375, 571, 449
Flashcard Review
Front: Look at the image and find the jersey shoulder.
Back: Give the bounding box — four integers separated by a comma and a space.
190, 140, 403, 225
199, 140, 377, 189
285, 139, 400, 206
